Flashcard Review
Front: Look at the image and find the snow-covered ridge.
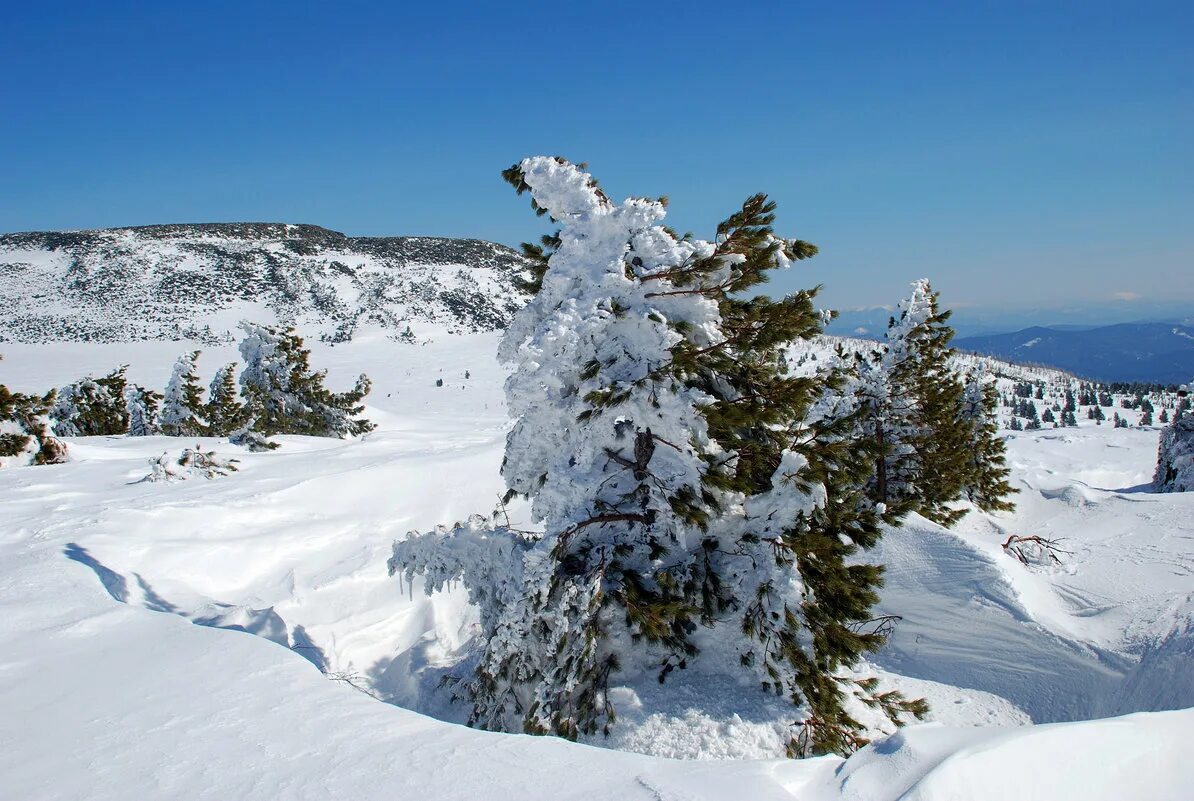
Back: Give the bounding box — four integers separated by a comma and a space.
796, 333, 1080, 386
0, 223, 532, 344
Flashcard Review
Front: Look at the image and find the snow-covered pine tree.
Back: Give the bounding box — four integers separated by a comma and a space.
238, 323, 374, 438
1139, 398, 1154, 426
860, 280, 973, 526
1025, 402, 1042, 430
1, 360, 67, 466
960, 368, 1016, 513
124, 385, 161, 436
1154, 407, 1194, 492
0, 387, 33, 461
52, 367, 129, 436
160, 351, 207, 437
205, 363, 249, 436
392, 157, 924, 757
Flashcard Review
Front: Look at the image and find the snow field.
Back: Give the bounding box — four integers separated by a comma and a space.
2, 331, 1192, 798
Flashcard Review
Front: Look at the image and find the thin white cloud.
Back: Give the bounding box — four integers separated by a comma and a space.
1111, 291, 1141, 302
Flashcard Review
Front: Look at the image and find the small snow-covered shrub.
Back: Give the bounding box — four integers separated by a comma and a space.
1, 380, 67, 467
1001, 534, 1070, 567
140, 448, 238, 482
1154, 411, 1194, 493
52, 367, 129, 436
229, 427, 278, 452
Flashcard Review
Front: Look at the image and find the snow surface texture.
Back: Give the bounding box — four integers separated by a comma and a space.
2, 332, 1193, 798
0, 224, 531, 343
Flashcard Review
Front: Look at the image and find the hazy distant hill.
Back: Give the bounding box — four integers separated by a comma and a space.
955, 323, 1194, 384
0, 223, 532, 343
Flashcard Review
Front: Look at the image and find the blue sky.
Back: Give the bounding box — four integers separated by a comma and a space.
2, 1, 1190, 315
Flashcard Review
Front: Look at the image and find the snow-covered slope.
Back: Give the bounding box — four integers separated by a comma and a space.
2, 333, 1192, 797
872, 426, 1194, 723
0, 224, 531, 344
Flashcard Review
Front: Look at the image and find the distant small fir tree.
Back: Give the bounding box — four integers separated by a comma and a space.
124, 385, 162, 437
205, 363, 249, 436
862, 280, 974, 527
1023, 401, 1041, 430
960, 369, 1017, 513
160, 351, 207, 437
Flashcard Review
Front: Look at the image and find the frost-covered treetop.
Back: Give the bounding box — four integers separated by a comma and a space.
497, 156, 817, 536
883, 278, 938, 368
500, 157, 805, 365
498, 156, 724, 533
501, 157, 714, 359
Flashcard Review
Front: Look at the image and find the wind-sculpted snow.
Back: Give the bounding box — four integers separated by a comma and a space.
0, 223, 531, 343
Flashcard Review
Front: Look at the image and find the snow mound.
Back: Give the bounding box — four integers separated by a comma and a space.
812, 709, 1194, 801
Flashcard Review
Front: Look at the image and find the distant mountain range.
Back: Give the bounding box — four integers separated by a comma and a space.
954, 323, 1194, 384
0, 223, 532, 344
